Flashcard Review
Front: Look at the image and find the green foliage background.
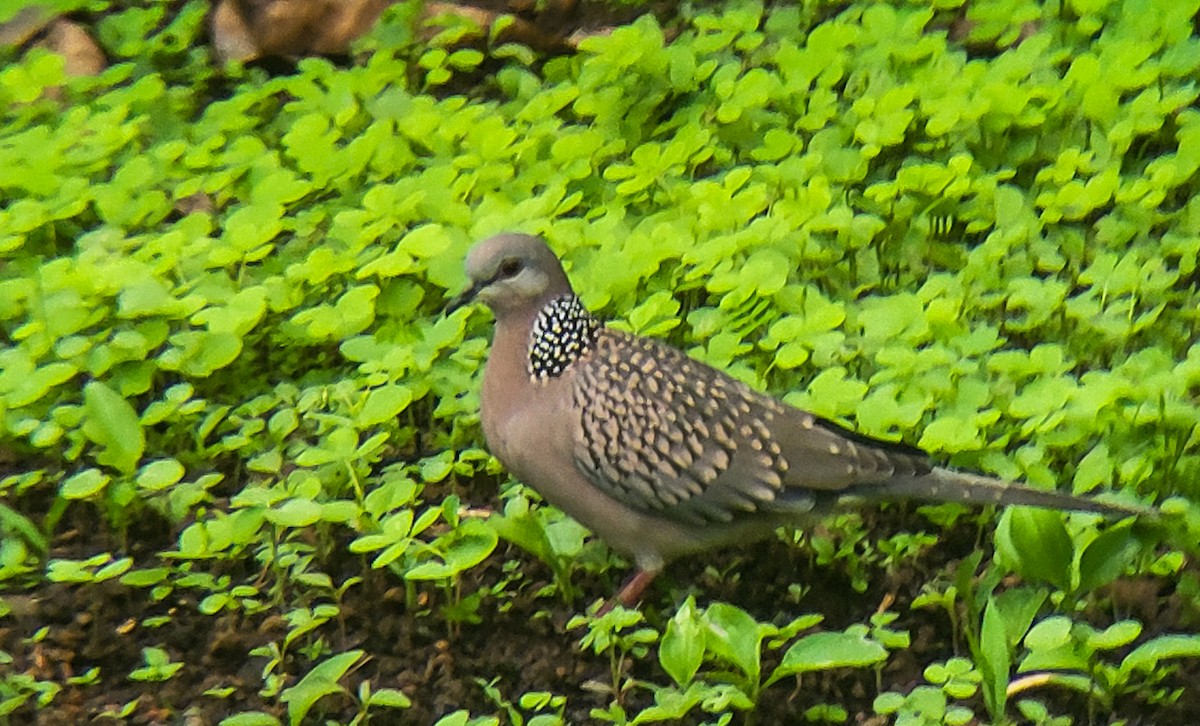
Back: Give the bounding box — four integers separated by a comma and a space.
2, 0, 1200, 722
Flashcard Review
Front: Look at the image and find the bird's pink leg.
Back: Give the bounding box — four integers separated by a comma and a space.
597, 569, 659, 614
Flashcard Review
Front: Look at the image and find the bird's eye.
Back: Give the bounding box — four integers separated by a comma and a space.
499, 258, 522, 278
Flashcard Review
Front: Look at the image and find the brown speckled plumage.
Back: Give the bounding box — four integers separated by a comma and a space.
452, 233, 1154, 607
571, 327, 930, 526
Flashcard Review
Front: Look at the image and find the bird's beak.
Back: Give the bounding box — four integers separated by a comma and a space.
444, 281, 483, 316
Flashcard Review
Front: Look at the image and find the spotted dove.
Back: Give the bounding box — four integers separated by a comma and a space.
450, 233, 1150, 607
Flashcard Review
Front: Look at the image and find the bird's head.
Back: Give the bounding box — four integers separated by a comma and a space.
448, 233, 573, 318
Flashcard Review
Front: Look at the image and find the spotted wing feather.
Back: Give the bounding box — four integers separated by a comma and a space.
571, 329, 932, 526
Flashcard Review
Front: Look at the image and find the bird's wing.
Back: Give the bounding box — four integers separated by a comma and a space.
570, 329, 931, 526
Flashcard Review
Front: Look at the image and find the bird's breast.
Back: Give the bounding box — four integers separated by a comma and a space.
480, 326, 571, 473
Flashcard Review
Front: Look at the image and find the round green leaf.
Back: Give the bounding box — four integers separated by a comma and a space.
61, 468, 111, 500
773, 630, 887, 679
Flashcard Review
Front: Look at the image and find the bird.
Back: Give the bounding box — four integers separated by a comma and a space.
448, 232, 1153, 608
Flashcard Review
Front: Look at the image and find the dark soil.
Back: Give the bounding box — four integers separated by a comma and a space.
3, 497, 1198, 725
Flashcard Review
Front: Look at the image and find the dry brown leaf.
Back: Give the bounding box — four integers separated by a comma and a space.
212, 0, 393, 61
0, 5, 54, 48
42, 19, 106, 77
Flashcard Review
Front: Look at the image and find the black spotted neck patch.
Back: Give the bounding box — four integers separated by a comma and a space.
528, 295, 600, 379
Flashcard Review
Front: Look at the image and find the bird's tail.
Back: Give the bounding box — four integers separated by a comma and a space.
846, 467, 1156, 519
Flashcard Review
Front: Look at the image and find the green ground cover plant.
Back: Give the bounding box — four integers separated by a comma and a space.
2, 0, 1200, 722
